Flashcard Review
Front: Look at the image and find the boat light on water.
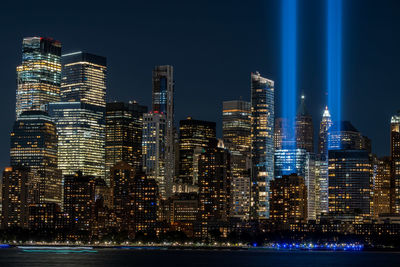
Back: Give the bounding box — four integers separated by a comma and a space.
18, 246, 97, 253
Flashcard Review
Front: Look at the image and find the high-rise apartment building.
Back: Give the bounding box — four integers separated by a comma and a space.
105, 101, 147, 177
10, 111, 61, 205
61, 51, 107, 107
16, 37, 61, 118
152, 65, 174, 198
250, 71, 274, 219
142, 112, 167, 199
373, 157, 391, 218
222, 100, 251, 220
296, 95, 313, 153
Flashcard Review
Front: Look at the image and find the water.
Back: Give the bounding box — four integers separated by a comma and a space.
1, 248, 400, 267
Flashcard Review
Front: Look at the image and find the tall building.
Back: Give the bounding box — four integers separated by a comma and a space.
270, 174, 308, 224
142, 112, 167, 199
48, 102, 106, 181
328, 150, 373, 221
315, 155, 329, 215
105, 101, 147, 177
63, 172, 96, 231
318, 106, 332, 155
61, 51, 107, 107
250, 71, 274, 219
390, 114, 400, 214
16, 37, 61, 118
295, 95, 313, 153
178, 117, 216, 186
373, 157, 391, 218
328, 121, 370, 152
1, 166, 30, 229
222, 100, 251, 220
152, 65, 174, 199
10, 110, 61, 204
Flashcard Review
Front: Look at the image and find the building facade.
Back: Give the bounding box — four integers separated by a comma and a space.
295, 95, 313, 153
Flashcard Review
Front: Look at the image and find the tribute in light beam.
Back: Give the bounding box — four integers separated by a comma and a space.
281, 0, 298, 174
327, 0, 342, 149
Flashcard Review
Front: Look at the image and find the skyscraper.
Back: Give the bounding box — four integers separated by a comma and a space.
48, 102, 106, 181
222, 100, 251, 220
61, 52, 107, 107
10, 111, 61, 204
16, 37, 61, 118
105, 101, 147, 177
390, 114, 400, 214
178, 117, 216, 187
295, 95, 313, 153
250, 71, 274, 219
328, 121, 370, 151
318, 106, 332, 155
152, 65, 174, 198
142, 112, 167, 199
373, 157, 391, 218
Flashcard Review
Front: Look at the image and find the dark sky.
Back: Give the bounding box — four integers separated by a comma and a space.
0, 0, 399, 170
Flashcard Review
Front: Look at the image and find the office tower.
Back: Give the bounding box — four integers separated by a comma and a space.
274, 118, 288, 150
16, 37, 61, 118
250, 71, 275, 219
373, 157, 391, 218
152, 65, 174, 199
270, 174, 308, 224
318, 106, 332, 155
61, 51, 107, 107
10, 111, 61, 204
110, 161, 135, 230
315, 155, 329, 215
63, 171, 96, 231
328, 150, 373, 221
295, 95, 313, 153
222, 100, 251, 220
105, 101, 147, 177
48, 102, 106, 181
28, 203, 61, 230
130, 172, 158, 234
390, 114, 400, 214
274, 148, 316, 220
1, 166, 30, 229
178, 117, 216, 186
142, 112, 167, 199
198, 146, 231, 236
328, 121, 371, 151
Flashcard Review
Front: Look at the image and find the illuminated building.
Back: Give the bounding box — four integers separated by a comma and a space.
222, 100, 251, 220
61, 51, 106, 107
16, 37, 61, 118
373, 157, 391, 218
63, 171, 96, 231
178, 117, 216, 187
274, 118, 293, 150
48, 102, 106, 181
270, 174, 308, 224
152, 65, 174, 198
1, 166, 30, 229
328, 150, 373, 221
318, 106, 332, 155
328, 121, 371, 151
10, 110, 61, 205
315, 155, 329, 215
105, 101, 147, 178
250, 71, 274, 219
142, 112, 167, 199
28, 203, 62, 230
198, 146, 231, 237
274, 148, 316, 220
110, 161, 135, 230
296, 95, 313, 153
390, 114, 400, 214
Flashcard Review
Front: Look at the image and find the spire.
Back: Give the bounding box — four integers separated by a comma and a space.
297, 94, 309, 116
322, 106, 331, 119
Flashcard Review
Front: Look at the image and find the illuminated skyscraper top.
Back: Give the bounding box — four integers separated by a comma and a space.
16, 37, 62, 118
61, 51, 107, 107
318, 106, 332, 155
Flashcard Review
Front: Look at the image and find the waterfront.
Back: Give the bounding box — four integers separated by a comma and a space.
0, 248, 400, 267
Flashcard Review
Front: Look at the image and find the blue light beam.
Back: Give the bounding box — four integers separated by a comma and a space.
327, 0, 342, 147
281, 0, 298, 172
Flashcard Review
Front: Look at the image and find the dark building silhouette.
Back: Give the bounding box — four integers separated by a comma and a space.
295, 95, 313, 153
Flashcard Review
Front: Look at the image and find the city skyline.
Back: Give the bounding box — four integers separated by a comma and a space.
2, 0, 400, 171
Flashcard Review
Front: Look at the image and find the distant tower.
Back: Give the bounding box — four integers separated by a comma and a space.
152, 65, 174, 198
16, 37, 61, 118
318, 106, 332, 156
390, 114, 400, 214
296, 95, 313, 153
250, 71, 275, 219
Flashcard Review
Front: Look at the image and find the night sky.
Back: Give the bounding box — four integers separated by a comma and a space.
0, 0, 399, 170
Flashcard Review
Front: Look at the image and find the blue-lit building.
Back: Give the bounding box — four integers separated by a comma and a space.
250, 71, 274, 219
16, 37, 62, 118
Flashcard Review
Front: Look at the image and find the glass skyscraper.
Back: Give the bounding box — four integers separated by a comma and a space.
250, 71, 274, 219
16, 37, 61, 118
